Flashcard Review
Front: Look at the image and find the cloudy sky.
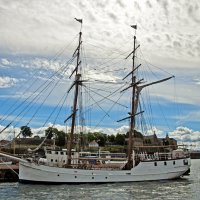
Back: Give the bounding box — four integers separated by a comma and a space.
0, 0, 200, 148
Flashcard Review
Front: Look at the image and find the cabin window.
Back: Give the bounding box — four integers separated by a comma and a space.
105, 177, 108, 179
55, 159, 57, 162
55, 151, 58, 154
164, 161, 167, 165
75, 176, 77, 178
154, 162, 157, 166
173, 161, 175, 165
57, 174, 60, 176
51, 159, 53, 162
92, 177, 94, 179
60, 152, 64, 155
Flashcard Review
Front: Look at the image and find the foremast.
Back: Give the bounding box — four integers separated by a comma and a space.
67, 19, 83, 166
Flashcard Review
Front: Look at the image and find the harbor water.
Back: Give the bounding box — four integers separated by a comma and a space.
0, 159, 199, 200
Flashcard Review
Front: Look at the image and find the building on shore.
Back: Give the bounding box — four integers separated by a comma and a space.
126, 131, 177, 152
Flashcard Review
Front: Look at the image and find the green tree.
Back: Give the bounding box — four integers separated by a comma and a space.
20, 126, 33, 138
45, 127, 66, 147
45, 127, 57, 139
55, 130, 66, 146
87, 132, 107, 146
115, 133, 125, 145
95, 132, 107, 146
108, 134, 115, 144
88, 132, 96, 142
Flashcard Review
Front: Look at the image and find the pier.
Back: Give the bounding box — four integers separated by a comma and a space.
0, 164, 19, 182
190, 151, 200, 159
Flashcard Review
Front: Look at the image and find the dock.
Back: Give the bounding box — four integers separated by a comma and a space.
191, 151, 200, 159
0, 164, 19, 182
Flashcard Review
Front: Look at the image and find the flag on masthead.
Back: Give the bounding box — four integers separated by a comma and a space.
75, 18, 83, 23
131, 25, 137, 29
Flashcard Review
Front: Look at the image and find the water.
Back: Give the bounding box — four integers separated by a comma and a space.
0, 160, 199, 200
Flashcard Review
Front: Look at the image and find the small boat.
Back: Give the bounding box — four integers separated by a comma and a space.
0, 19, 191, 183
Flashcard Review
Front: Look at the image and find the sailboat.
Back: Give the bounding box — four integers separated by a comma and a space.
0, 20, 191, 183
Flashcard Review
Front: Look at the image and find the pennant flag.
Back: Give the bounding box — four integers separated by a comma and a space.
75, 18, 83, 24
131, 25, 137, 29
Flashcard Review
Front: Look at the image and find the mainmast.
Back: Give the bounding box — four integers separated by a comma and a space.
125, 25, 174, 170
119, 25, 174, 170
118, 25, 139, 170
67, 19, 83, 166
127, 29, 137, 169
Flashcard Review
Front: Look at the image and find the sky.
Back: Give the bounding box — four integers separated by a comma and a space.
0, 0, 200, 148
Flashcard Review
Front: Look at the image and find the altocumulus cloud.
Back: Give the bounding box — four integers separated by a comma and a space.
0, 76, 18, 88
0, 0, 200, 149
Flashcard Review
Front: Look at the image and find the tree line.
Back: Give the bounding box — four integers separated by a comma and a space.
19, 126, 127, 147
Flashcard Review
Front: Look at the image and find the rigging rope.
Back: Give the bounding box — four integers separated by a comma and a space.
0, 34, 79, 123
0, 57, 75, 133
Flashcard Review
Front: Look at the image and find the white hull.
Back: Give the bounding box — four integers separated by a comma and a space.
19, 158, 191, 183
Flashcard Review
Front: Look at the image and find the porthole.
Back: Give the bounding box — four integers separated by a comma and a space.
164, 161, 167, 165
75, 176, 77, 178
105, 177, 108, 179
173, 161, 175, 165
92, 177, 94, 179
154, 162, 157, 166
57, 174, 60, 176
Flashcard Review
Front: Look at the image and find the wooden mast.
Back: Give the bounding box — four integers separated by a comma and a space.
121, 25, 174, 170
127, 33, 137, 169
67, 20, 82, 166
